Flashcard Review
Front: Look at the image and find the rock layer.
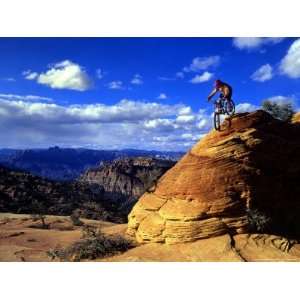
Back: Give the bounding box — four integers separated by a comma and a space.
127, 110, 300, 244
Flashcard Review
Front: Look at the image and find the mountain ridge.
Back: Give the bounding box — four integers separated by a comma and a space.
0, 147, 183, 181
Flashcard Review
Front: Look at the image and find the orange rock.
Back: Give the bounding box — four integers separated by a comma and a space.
292, 112, 300, 123
128, 110, 300, 244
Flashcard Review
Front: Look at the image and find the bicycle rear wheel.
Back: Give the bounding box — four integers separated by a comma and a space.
225, 99, 235, 116
214, 112, 221, 131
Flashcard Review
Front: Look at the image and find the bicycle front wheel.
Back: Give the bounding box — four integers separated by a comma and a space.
214, 112, 221, 131
225, 99, 235, 116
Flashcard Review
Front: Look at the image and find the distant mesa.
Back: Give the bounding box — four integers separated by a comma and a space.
128, 110, 300, 244
80, 157, 175, 207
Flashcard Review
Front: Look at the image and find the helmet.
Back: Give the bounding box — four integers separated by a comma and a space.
214, 79, 222, 88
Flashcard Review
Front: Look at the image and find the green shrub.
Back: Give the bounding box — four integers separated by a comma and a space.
30, 200, 48, 229
70, 210, 84, 226
262, 100, 295, 122
247, 208, 271, 232
47, 228, 133, 261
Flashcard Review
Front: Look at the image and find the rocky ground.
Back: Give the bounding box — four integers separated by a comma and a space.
1, 213, 300, 262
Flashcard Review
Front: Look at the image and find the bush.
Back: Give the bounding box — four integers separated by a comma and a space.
47, 227, 133, 261
262, 100, 295, 122
247, 208, 271, 232
70, 210, 84, 226
30, 200, 48, 229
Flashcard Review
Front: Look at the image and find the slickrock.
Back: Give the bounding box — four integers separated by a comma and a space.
101, 233, 300, 262
127, 110, 300, 244
292, 112, 300, 123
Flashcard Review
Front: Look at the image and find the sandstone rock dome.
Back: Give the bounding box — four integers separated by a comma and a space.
292, 112, 300, 123
127, 110, 300, 244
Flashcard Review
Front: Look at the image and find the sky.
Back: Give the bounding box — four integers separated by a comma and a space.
0, 37, 299, 151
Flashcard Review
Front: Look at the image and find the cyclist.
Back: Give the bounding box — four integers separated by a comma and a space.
207, 79, 233, 104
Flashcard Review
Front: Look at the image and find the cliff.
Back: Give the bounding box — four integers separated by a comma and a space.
80, 157, 175, 207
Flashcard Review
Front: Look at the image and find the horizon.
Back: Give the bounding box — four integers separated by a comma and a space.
0, 145, 184, 153
0, 37, 299, 151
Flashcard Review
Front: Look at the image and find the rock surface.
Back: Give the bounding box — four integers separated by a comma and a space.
101, 233, 300, 262
128, 110, 300, 244
2, 213, 300, 262
292, 112, 300, 123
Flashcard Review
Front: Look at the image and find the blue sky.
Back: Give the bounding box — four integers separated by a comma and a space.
0, 37, 299, 150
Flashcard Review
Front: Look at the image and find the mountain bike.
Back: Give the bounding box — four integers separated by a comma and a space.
213, 96, 235, 131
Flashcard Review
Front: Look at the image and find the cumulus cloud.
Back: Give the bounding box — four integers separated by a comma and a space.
251, 64, 273, 82
233, 37, 285, 50
23, 60, 92, 91
175, 114, 196, 124
131, 74, 143, 85
178, 106, 192, 115
235, 102, 259, 113
190, 71, 214, 84
157, 93, 168, 100
144, 118, 177, 131
279, 38, 300, 78
107, 80, 124, 90
0, 96, 213, 151
183, 56, 220, 72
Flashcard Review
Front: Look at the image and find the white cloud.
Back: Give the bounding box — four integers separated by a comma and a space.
190, 71, 214, 84
235, 102, 259, 113
131, 74, 143, 85
157, 93, 168, 100
251, 64, 273, 82
24, 71, 38, 80
176, 114, 196, 124
144, 119, 177, 131
0, 97, 213, 151
233, 37, 285, 50
23, 60, 92, 91
0, 93, 53, 102
96, 68, 104, 79
183, 56, 220, 72
178, 106, 192, 115
0, 98, 188, 125
107, 80, 124, 90
279, 38, 300, 78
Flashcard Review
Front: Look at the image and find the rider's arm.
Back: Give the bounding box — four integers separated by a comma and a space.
207, 88, 217, 101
